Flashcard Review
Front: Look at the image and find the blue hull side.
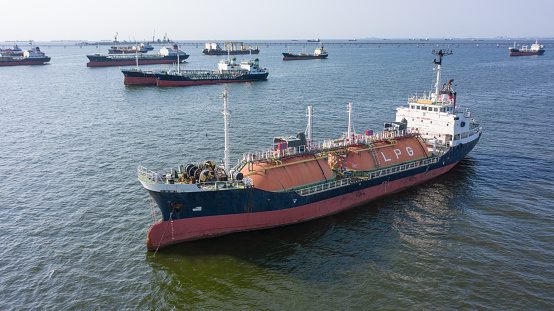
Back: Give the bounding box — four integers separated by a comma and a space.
148, 134, 480, 222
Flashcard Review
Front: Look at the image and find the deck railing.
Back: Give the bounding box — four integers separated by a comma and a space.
233, 129, 420, 171
295, 156, 439, 196
296, 178, 351, 196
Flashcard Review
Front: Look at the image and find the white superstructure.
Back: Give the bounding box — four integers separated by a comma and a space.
395, 49, 481, 148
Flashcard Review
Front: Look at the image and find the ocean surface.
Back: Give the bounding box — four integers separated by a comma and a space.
1, 40, 553, 310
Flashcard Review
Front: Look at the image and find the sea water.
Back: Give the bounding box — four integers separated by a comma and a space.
0, 41, 553, 310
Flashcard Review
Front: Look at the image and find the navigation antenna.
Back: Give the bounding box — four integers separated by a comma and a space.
221, 89, 231, 175
431, 49, 452, 99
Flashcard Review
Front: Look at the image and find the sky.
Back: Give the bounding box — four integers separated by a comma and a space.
1, 0, 552, 42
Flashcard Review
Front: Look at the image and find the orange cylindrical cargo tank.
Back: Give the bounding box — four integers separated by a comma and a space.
332, 136, 429, 171
240, 154, 334, 192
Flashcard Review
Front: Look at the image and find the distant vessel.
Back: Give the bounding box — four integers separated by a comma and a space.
307, 38, 320, 42
142, 42, 154, 51
509, 41, 545, 56
0, 45, 23, 56
108, 44, 148, 54
122, 58, 268, 86
0, 47, 50, 66
138, 49, 481, 251
86, 45, 188, 67
282, 44, 328, 60
202, 42, 259, 55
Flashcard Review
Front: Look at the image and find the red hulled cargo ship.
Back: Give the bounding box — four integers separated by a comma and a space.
138, 50, 481, 251
121, 57, 268, 86
86, 45, 188, 67
509, 41, 545, 56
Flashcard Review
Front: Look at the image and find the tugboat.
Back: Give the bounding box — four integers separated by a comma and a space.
509, 41, 545, 56
86, 45, 188, 67
122, 57, 268, 86
0, 47, 51, 66
202, 42, 259, 55
282, 43, 328, 60
138, 49, 481, 251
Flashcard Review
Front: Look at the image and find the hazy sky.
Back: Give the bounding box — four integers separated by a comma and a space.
1, 0, 552, 41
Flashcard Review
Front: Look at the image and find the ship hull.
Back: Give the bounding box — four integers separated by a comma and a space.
0, 57, 51, 66
509, 49, 545, 56
202, 49, 259, 55
87, 54, 189, 67
121, 70, 158, 85
282, 53, 328, 60
146, 135, 480, 250
155, 73, 269, 87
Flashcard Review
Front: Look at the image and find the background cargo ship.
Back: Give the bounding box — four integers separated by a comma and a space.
138, 50, 481, 251
202, 41, 259, 55
86, 45, 188, 67
509, 41, 545, 56
121, 57, 268, 86
282, 44, 328, 60
0, 47, 50, 66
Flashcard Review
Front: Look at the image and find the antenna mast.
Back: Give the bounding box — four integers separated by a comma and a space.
305, 106, 313, 147
432, 49, 452, 99
222, 89, 231, 174
347, 102, 354, 139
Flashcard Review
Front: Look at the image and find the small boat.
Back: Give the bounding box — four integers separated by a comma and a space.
282, 44, 328, 60
509, 41, 545, 56
202, 42, 259, 55
122, 58, 268, 86
0, 47, 50, 66
138, 49, 481, 251
86, 45, 188, 67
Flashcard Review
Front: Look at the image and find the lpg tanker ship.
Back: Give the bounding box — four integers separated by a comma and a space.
138, 49, 481, 251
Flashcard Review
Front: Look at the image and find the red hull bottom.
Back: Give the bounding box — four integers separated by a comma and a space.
124, 76, 157, 85
156, 78, 263, 87
146, 162, 457, 250
87, 59, 179, 67
0, 61, 49, 66
283, 57, 327, 60
509, 52, 544, 56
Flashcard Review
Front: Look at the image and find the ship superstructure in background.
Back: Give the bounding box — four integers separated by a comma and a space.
0, 47, 51, 66
138, 49, 481, 251
0, 45, 23, 56
202, 42, 259, 55
282, 43, 328, 60
509, 41, 545, 56
86, 45, 188, 67
121, 57, 268, 86
108, 44, 149, 54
